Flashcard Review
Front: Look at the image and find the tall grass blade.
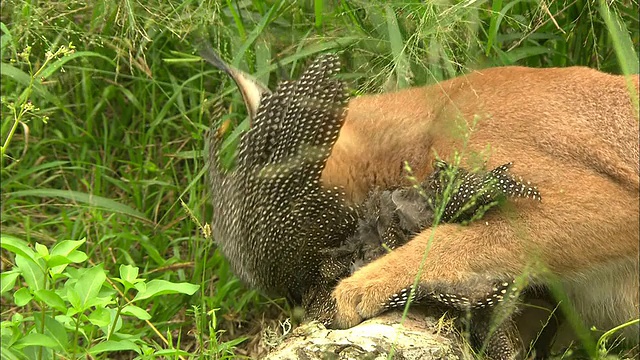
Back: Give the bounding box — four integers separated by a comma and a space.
7, 189, 150, 223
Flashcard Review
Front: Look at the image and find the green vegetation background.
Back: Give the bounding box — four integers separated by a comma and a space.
1, 0, 638, 359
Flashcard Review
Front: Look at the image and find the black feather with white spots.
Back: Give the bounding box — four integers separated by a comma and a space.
208, 54, 357, 303
428, 160, 541, 223
382, 280, 523, 312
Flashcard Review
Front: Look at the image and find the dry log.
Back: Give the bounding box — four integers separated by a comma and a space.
264, 309, 475, 360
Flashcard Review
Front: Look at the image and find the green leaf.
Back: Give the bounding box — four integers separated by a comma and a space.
34, 289, 67, 312
33, 315, 69, 352
3, 160, 69, 186
0, 22, 13, 60
89, 340, 140, 355
599, 0, 640, 77
0, 63, 59, 106
74, 265, 106, 309
65, 250, 88, 263
153, 349, 192, 356
314, 0, 324, 30
1, 271, 20, 294
132, 280, 199, 301
13, 287, 32, 306
39, 51, 114, 80
84, 295, 115, 309
11, 312, 23, 323
133, 282, 146, 293
43, 315, 69, 351
255, 40, 271, 86
502, 46, 553, 64
34, 243, 49, 258
119, 265, 139, 283
48, 251, 87, 275
121, 305, 151, 320
6, 190, 150, 223
385, 5, 410, 89
485, 0, 504, 56
65, 285, 82, 312
115, 265, 143, 292
231, 1, 283, 67
137, 237, 165, 265
13, 333, 61, 350
0, 345, 29, 360
51, 239, 86, 257
53, 315, 75, 331
0, 235, 37, 262
88, 307, 111, 327
46, 255, 72, 268
14, 254, 45, 292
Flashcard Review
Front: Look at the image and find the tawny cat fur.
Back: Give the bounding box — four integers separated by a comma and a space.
322, 66, 640, 343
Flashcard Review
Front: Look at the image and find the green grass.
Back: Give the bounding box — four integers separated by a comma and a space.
1, 0, 638, 359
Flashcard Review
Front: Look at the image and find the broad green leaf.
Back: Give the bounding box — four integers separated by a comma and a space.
54, 315, 75, 332
0, 345, 29, 360
34, 289, 66, 312
34, 243, 49, 258
46, 255, 72, 268
51, 239, 86, 257
13, 287, 32, 306
11, 312, 23, 323
89, 340, 140, 355
85, 295, 115, 309
121, 305, 151, 320
88, 307, 111, 327
0, 235, 37, 263
65, 284, 82, 311
74, 265, 106, 309
14, 254, 45, 292
132, 280, 199, 301
49, 251, 87, 275
119, 264, 139, 284
1, 324, 21, 351
43, 316, 69, 351
1, 271, 20, 294
13, 333, 61, 350
115, 265, 142, 292
134, 282, 146, 293
65, 250, 88, 263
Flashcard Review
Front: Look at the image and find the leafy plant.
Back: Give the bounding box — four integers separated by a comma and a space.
1, 235, 199, 359
1, 23, 111, 169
